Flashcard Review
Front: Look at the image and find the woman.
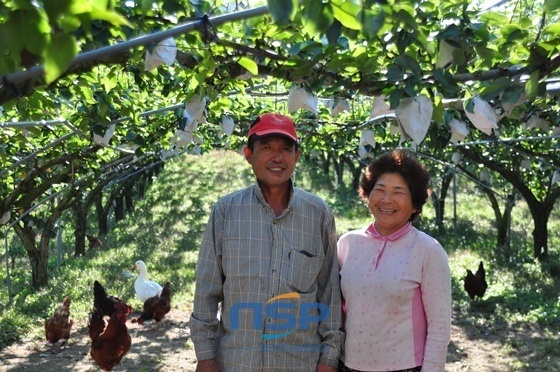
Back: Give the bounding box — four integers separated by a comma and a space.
338, 149, 451, 372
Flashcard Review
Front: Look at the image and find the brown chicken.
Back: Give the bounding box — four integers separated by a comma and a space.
89, 301, 132, 371
464, 261, 488, 300
44, 296, 73, 353
132, 282, 172, 325
86, 233, 103, 249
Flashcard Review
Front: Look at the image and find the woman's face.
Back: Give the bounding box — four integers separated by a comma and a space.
368, 172, 417, 236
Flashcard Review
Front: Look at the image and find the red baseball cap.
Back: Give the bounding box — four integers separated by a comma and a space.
248, 113, 298, 142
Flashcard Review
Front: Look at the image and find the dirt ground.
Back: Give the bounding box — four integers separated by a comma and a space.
0, 308, 197, 372
0, 307, 541, 371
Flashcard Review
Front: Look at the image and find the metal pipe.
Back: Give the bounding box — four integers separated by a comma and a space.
0, 118, 67, 128
1, 6, 269, 87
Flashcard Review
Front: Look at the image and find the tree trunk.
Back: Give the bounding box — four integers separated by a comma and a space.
13, 222, 49, 288
94, 193, 107, 235
137, 176, 147, 198
73, 202, 87, 256
531, 206, 549, 259
431, 170, 453, 232
497, 194, 516, 248
480, 185, 515, 248
341, 155, 363, 191
115, 196, 125, 221
323, 153, 331, 176
124, 187, 134, 212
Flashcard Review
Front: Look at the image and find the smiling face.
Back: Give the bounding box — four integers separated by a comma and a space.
244, 136, 300, 191
368, 172, 417, 236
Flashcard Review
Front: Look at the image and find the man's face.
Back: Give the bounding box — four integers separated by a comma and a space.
244, 136, 300, 189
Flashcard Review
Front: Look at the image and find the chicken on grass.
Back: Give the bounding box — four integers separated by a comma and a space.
44, 296, 73, 353
464, 261, 488, 301
89, 301, 132, 371
132, 282, 172, 325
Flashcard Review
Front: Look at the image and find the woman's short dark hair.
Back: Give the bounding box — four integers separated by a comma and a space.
358, 149, 430, 221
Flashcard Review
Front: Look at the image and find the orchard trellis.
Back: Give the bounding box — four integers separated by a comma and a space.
1, 0, 560, 292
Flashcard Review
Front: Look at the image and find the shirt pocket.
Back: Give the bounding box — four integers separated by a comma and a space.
283, 248, 322, 293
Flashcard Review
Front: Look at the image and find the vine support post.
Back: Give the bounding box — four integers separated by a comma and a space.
453, 168, 458, 246
4, 231, 12, 306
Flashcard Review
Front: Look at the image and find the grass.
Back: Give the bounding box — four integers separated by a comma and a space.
1, 150, 560, 370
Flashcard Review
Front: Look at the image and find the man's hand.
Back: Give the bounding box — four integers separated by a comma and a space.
196, 359, 220, 372
317, 362, 337, 372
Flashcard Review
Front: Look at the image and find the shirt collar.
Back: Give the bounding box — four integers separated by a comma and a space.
366, 221, 412, 241
253, 179, 295, 216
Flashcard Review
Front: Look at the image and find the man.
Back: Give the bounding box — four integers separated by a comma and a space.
190, 113, 343, 371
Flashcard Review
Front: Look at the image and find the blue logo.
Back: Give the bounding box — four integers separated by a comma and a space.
230, 292, 329, 340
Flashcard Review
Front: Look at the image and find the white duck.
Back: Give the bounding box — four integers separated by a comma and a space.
132, 260, 163, 302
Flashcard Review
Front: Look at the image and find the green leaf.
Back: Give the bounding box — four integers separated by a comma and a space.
395, 55, 422, 78
432, 68, 460, 95
237, 57, 258, 76
545, 0, 560, 11
464, 97, 474, 114
386, 64, 403, 82
480, 11, 509, 25
44, 0, 72, 19
432, 99, 444, 125
525, 70, 539, 101
141, 0, 152, 13
44, 33, 78, 84
268, 0, 297, 23
90, 2, 133, 28
501, 85, 523, 104
302, 1, 334, 35
103, 74, 117, 93
361, 9, 385, 39
79, 85, 95, 104
325, 19, 342, 45
331, 0, 362, 30
394, 9, 418, 30
542, 23, 560, 36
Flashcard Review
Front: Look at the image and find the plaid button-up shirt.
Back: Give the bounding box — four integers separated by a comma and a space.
190, 181, 344, 371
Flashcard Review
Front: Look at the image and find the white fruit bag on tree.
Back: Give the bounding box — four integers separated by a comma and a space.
288, 84, 318, 113
552, 170, 560, 185
520, 159, 532, 171
436, 39, 458, 69
479, 168, 491, 184
0, 210, 10, 225
183, 96, 208, 129
144, 38, 177, 71
500, 91, 527, 118
451, 152, 462, 164
448, 118, 470, 144
524, 116, 548, 131
359, 130, 375, 147
395, 95, 433, 144
330, 99, 350, 117
171, 129, 193, 148
221, 115, 235, 136
93, 124, 116, 147
464, 97, 498, 135
370, 95, 394, 119
358, 145, 372, 159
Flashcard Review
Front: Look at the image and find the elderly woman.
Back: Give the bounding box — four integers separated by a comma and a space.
337, 149, 451, 372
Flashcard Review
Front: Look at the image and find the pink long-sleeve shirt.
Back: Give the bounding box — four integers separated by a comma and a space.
337, 222, 451, 371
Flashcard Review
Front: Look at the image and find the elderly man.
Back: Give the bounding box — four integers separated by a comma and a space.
190, 113, 343, 371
